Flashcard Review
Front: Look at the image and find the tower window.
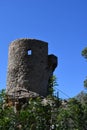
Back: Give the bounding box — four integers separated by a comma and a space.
28, 50, 32, 55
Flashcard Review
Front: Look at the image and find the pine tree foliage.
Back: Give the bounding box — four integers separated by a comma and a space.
82, 47, 87, 59
82, 47, 87, 88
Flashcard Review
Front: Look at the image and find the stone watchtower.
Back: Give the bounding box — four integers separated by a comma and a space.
6, 39, 57, 98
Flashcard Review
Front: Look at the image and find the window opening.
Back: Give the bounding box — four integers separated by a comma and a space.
28, 50, 32, 55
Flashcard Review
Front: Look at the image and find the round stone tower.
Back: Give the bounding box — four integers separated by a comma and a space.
6, 38, 57, 98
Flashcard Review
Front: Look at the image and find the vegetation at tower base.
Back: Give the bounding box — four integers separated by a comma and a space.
82, 47, 87, 88
0, 89, 87, 130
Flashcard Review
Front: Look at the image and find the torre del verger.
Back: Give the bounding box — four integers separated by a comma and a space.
6, 39, 57, 99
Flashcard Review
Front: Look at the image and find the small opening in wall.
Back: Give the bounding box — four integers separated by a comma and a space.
28, 50, 32, 55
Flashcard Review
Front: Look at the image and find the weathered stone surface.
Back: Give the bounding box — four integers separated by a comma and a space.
6, 38, 57, 98
48, 54, 57, 72
7, 87, 40, 99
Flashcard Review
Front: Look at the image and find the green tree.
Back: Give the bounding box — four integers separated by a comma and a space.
82, 47, 87, 59
67, 98, 84, 130
82, 47, 87, 88
57, 98, 85, 130
75, 91, 87, 104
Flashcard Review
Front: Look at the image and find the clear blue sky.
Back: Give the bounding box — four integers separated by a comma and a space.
0, 0, 87, 98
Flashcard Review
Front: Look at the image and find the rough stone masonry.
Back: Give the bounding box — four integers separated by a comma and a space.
6, 38, 57, 98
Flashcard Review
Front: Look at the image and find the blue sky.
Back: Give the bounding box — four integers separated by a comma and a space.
0, 0, 87, 98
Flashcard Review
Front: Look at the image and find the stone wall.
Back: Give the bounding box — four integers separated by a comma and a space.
6, 38, 57, 97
